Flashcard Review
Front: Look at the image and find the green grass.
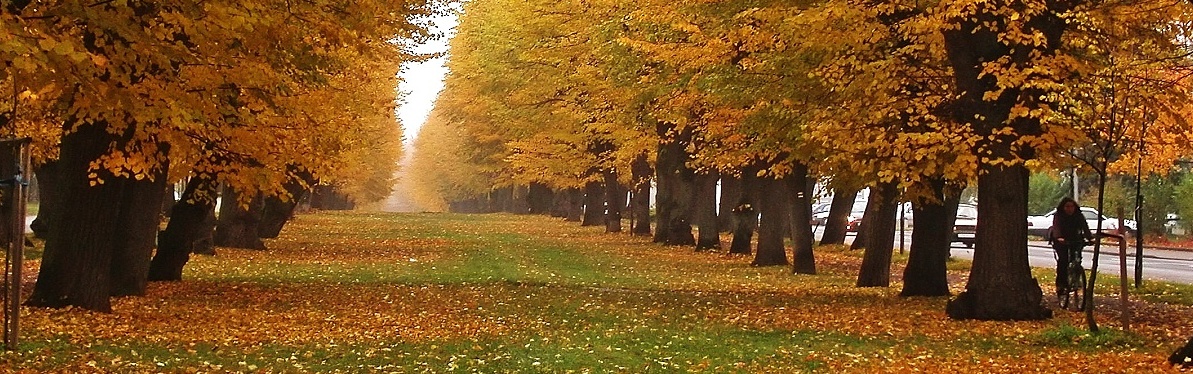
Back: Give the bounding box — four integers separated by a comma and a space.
5, 211, 1190, 372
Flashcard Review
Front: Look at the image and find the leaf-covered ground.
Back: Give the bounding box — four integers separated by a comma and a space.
5, 212, 1193, 372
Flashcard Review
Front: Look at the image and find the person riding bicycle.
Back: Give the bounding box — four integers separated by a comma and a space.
1048, 197, 1092, 297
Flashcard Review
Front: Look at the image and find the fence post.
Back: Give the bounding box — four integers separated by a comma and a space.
1117, 210, 1130, 331
2, 138, 30, 351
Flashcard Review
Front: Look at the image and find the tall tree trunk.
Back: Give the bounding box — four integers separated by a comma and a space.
789, 164, 816, 274
213, 186, 267, 250
901, 179, 960, 297
149, 172, 219, 281
110, 163, 169, 297
653, 122, 695, 246
528, 183, 554, 215
941, 4, 1065, 320
730, 167, 760, 255
510, 184, 530, 214
946, 165, 1050, 320
29, 160, 58, 239
694, 171, 721, 251
604, 170, 624, 233
851, 191, 877, 250
550, 188, 570, 218
258, 168, 315, 239
581, 179, 604, 226
820, 185, 860, 246
566, 188, 583, 222
857, 182, 899, 287
752, 176, 789, 266
27, 121, 165, 311
718, 175, 741, 233
631, 154, 652, 236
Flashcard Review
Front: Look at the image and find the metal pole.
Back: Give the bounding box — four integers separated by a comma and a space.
1134, 118, 1148, 288
899, 204, 905, 254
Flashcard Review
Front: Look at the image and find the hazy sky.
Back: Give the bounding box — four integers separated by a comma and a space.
397, 12, 459, 143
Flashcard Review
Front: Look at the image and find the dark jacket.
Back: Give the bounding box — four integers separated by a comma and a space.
1051, 210, 1091, 244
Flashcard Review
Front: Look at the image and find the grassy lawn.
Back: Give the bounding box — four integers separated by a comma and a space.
5, 211, 1192, 372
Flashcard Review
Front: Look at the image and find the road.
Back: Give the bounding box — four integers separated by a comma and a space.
819, 226, 1193, 284
949, 241, 1193, 284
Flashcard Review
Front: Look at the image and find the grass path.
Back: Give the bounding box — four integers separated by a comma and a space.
5, 211, 1193, 372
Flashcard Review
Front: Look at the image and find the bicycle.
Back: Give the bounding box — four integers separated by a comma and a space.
1053, 240, 1088, 311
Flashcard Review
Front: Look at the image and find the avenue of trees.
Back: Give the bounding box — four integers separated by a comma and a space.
409, 0, 1193, 321
1, 0, 448, 312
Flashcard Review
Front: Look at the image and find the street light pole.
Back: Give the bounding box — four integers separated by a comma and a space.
1134, 115, 1150, 288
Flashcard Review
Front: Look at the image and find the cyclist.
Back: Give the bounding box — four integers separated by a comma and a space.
1048, 197, 1092, 298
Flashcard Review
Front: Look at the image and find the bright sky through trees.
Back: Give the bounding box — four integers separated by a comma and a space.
398, 12, 459, 143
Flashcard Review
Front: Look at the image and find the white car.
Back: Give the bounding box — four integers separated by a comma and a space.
1026, 207, 1121, 238
952, 204, 978, 247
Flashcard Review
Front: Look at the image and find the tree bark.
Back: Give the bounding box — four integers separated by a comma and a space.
566, 188, 583, 222
528, 183, 554, 215
694, 171, 721, 251
946, 165, 1050, 320
752, 176, 789, 266
258, 168, 314, 239
941, 4, 1065, 320
857, 182, 899, 287
149, 173, 219, 281
581, 179, 604, 226
730, 167, 760, 255
27, 121, 166, 311
820, 185, 860, 246
213, 186, 267, 250
603, 170, 624, 233
851, 191, 877, 250
718, 175, 741, 232
309, 184, 354, 210
789, 164, 816, 274
29, 160, 59, 239
110, 164, 169, 297
510, 184, 530, 214
630, 154, 652, 236
549, 187, 570, 218
653, 122, 695, 246
901, 179, 960, 297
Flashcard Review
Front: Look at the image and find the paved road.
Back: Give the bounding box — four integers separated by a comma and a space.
818, 226, 1193, 284
949, 241, 1193, 284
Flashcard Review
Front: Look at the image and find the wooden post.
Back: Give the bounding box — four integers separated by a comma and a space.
1, 138, 29, 351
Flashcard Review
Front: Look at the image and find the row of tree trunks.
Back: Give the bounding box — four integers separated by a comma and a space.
213, 186, 267, 250
26, 121, 169, 312
309, 185, 354, 210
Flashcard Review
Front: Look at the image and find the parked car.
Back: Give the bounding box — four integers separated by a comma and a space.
1026, 206, 1121, 238
952, 204, 978, 248
811, 203, 832, 225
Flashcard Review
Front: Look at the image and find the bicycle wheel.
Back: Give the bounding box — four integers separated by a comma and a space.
1070, 267, 1086, 311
